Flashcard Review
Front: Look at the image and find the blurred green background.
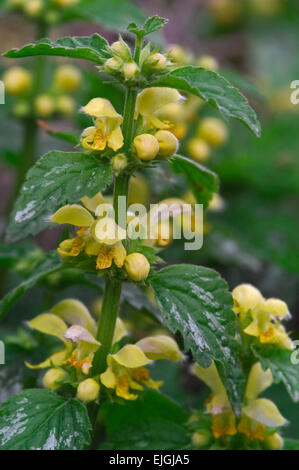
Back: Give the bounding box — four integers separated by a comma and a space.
0, 0, 298, 439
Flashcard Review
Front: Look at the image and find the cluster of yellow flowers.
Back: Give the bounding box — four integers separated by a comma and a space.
8, 0, 79, 21
51, 194, 150, 281
80, 88, 180, 161
26, 298, 182, 402
2, 64, 81, 118
190, 283, 293, 449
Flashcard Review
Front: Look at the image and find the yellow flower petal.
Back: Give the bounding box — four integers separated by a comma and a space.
245, 362, 273, 401
96, 246, 113, 270
81, 192, 105, 212
136, 88, 182, 128
111, 241, 126, 268
84, 238, 102, 256
242, 398, 286, 428
51, 204, 94, 227
100, 367, 117, 389
82, 98, 122, 124
232, 284, 264, 318
238, 415, 266, 442
28, 313, 68, 342
211, 412, 237, 439
108, 344, 149, 369
192, 362, 226, 397
107, 126, 124, 151
112, 318, 128, 344
94, 217, 126, 245
136, 335, 182, 361
25, 349, 68, 370
262, 298, 290, 318
80, 126, 97, 150
51, 299, 97, 335
116, 374, 138, 400
243, 320, 260, 337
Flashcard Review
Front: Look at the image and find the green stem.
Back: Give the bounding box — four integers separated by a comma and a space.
92, 279, 122, 374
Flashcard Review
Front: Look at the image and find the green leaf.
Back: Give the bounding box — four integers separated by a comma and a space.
65, 0, 146, 33
101, 390, 189, 450
169, 155, 219, 209
149, 264, 244, 415
252, 346, 299, 402
283, 439, 299, 450
7, 151, 113, 242
150, 66, 261, 137
127, 15, 167, 37
0, 251, 63, 320
4, 34, 109, 64
0, 389, 91, 450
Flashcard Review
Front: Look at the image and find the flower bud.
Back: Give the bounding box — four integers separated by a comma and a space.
168, 44, 188, 65
111, 40, 131, 61
198, 118, 228, 147
155, 130, 179, 157
54, 65, 81, 92
123, 62, 139, 80
24, 0, 43, 17
263, 433, 284, 450
77, 378, 100, 403
125, 253, 150, 282
191, 430, 213, 449
147, 53, 168, 70
56, 95, 75, 115
43, 368, 66, 390
197, 55, 219, 72
35, 94, 55, 117
133, 134, 159, 161
187, 138, 210, 162
111, 153, 127, 173
104, 57, 122, 74
3, 67, 32, 96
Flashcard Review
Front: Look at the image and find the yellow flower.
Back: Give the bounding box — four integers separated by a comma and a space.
136, 87, 183, 130
232, 284, 292, 349
238, 362, 286, 441
100, 335, 181, 400
80, 98, 124, 152
192, 362, 237, 438
51, 198, 127, 271
25, 299, 99, 376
